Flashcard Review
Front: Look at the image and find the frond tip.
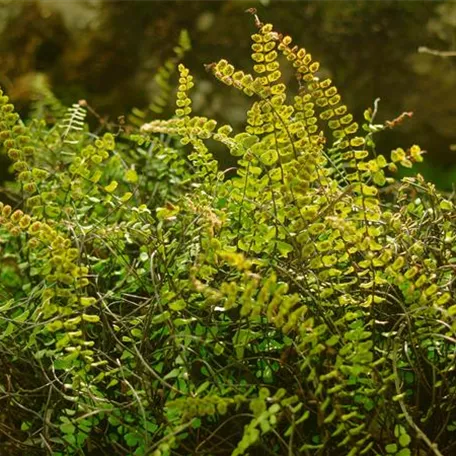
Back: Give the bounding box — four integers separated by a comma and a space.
60, 101, 87, 144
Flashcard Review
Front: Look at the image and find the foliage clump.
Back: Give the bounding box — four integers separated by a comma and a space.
1, 12, 455, 456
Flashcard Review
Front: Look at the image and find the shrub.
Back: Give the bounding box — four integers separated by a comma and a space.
0, 11, 455, 456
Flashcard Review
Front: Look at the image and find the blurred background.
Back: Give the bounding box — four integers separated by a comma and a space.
0, 0, 455, 189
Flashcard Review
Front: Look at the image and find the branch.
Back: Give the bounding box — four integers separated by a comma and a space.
418, 46, 456, 58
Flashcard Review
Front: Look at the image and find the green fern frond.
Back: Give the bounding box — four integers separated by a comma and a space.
129, 29, 191, 127
27, 72, 66, 122
150, 29, 191, 115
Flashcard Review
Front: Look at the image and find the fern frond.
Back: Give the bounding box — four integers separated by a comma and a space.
129, 29, 191, 127
150, 29, 191, 115
27, 72, 66, 123
59, 102, 87, 145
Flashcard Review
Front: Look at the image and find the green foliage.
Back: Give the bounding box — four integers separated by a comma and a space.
1, 13, 455, 456
129, 29, 191, 127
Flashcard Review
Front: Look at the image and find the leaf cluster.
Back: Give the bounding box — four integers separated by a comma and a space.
0, 13, 455, 456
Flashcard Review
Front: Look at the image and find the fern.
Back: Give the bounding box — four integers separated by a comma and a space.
0, 12, 455, 456
141, 13, 453, 456
59, 101, 87, 144
129, 29, 191, 127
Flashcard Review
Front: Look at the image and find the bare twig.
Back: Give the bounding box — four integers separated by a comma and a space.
418, 46, 456, 58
